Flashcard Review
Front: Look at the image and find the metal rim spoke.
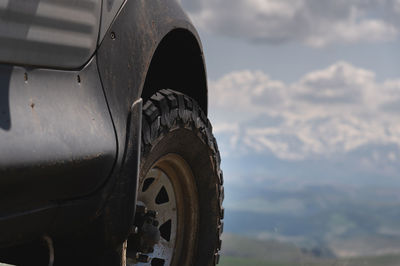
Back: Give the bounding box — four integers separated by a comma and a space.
141, 177, 164, 202
155, 202, 175, 226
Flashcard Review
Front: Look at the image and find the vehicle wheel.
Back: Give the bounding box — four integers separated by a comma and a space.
126, 89, 224, 266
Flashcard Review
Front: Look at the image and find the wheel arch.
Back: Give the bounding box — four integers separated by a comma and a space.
142, 29, 208, 115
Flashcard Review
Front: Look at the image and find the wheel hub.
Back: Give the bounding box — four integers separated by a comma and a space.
127, 168, 178, 265
133, 203, 161, 255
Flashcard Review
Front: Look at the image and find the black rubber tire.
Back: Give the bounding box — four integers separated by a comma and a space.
139, 89, 224, 265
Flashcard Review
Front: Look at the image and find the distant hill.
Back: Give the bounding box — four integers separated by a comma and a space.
223, 182, 400, 258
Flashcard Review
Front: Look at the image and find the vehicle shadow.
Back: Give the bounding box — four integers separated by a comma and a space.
0, 66, 12, 131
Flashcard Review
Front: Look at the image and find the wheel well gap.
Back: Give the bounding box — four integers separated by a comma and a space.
142, 29, 208, 114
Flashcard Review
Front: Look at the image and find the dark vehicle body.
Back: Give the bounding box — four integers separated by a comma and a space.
0, 0, 210, 256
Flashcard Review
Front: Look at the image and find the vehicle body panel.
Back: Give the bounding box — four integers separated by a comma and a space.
0, 0, 101, 69
99, 0, 126, 43
0, 58, 117, 217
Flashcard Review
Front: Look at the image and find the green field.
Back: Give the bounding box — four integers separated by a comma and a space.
220, 256, 294, 266
220, 234, 400, 266
220, 256, 292, 266
220, 255, 400, 266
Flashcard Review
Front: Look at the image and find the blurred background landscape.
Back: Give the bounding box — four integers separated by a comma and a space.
180, 0, 400, 265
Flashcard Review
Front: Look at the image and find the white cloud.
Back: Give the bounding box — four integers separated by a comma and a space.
182, 0, 399, 47
209, 62, 400, 160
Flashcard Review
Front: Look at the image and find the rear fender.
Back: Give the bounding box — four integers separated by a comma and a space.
95, 0, 207, 246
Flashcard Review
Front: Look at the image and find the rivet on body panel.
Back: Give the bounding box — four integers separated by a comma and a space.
30, 99, 35, 109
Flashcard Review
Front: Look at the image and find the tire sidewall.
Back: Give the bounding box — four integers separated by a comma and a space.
140, 127, 220, 266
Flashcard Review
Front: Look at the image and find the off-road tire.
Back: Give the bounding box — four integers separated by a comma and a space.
135, 89, 224, 265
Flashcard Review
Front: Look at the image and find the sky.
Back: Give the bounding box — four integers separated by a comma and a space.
178, 1, 400, 238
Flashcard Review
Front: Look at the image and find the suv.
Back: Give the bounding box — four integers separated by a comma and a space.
0, 0, 223, 265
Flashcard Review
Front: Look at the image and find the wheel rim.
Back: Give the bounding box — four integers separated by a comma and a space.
128, 154, 199, 266
138, 168, 177, 265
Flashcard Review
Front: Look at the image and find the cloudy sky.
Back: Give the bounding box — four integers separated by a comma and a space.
184, 0, 400, 46
177, 2, 400, 233
179, 0, 400, 179
175, 3, 400, 257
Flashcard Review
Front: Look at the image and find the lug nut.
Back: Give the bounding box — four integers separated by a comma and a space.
131, 226, 138, 234
136, 205, 148, 214
148, 210, 158, 218
136, 253, 150, 263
